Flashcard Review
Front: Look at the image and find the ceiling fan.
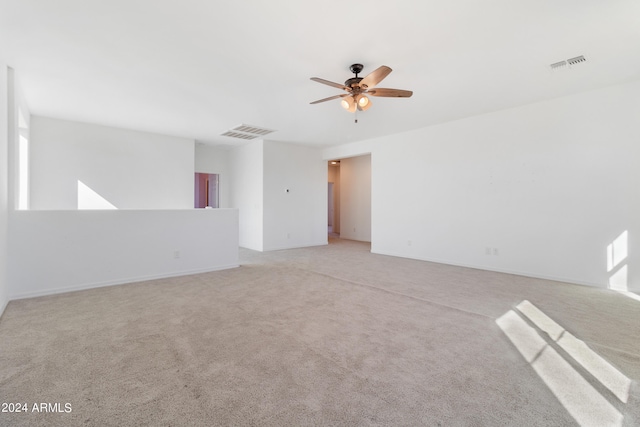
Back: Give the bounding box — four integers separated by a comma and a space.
310, 64, 413, 117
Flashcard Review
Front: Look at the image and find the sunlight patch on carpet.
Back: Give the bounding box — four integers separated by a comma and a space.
496, 307, 623, 427
516, 300, 631, 403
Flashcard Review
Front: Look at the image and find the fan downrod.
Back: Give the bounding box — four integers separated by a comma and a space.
345, 64, 365, 88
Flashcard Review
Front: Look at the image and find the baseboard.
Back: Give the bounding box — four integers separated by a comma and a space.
0, 297, 8, 320
8, 264, 239, 301
371, 249, 604, 290
263, 241, 328, 252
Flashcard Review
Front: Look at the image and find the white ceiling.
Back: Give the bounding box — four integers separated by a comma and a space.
2, 0, 640, 148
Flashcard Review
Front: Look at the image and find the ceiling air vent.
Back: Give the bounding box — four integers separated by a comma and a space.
232, 124, 275, 136
221, 131, 258, 140
567, 55, 586, 65
550, 55, 586, 70
221, 124, 276, 140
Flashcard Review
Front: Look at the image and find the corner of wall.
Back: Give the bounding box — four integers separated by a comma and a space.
228, 139, 264, 251
0, 64, 11, 318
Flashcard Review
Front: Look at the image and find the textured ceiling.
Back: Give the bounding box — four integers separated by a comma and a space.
1, 0, 640, 148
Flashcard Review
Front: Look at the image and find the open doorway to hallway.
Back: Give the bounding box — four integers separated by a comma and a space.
328, 160, 340, 237
327, 155, 371, 242
194, 173, 219, 208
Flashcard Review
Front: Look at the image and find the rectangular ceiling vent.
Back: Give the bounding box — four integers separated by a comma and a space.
567, 55, 586, 65
550, 55, 586, 70
233, 124, 275, 136
221, 124, 276, 140
221, 131, 258, 140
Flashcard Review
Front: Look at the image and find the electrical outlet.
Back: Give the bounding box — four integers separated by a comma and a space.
407, 240, 412, 246
287, 233, 290, 239
493, 248, 499, 256
485, 247, 492, 255
174, 250, 180, 259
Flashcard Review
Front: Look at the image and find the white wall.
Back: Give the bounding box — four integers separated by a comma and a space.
339, 155, 371, 242
0, 65, 9, 317
263, 140, 327, 250
195, 143, 230, 208
29, 116, 195, 210
324, 80, 640, 291
229, 140, 264, 250
8, 209, 239, 299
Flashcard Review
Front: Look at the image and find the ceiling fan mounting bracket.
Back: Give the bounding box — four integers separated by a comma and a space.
349, 63, 364, 76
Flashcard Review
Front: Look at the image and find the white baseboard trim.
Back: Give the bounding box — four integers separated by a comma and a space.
8, 264, 239, 301
371, 249, 604, 289
262, 241, 328, 252
0, 297, 9, 320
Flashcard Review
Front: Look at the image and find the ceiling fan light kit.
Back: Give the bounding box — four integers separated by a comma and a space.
310, 63, 412, 122
341, 96, 356, 112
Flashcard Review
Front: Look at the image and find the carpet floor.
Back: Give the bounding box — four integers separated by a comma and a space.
1, 237, 639, 426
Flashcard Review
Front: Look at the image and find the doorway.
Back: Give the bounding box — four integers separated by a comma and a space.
327, 155, 371, 242
328, 182, 337, 235
328, 160, 340, 237
194, 173, 219, 208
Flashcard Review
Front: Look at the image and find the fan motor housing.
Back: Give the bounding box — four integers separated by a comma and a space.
345, 77, 363, 88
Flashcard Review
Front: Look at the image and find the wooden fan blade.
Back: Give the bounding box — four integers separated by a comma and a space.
367, 88, 413, 98
310, 77, 349, 90
310, 93, 350, 104
359, 66, 392, 89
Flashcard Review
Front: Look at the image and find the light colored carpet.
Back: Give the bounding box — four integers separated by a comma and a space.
1, 237, 638, 426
